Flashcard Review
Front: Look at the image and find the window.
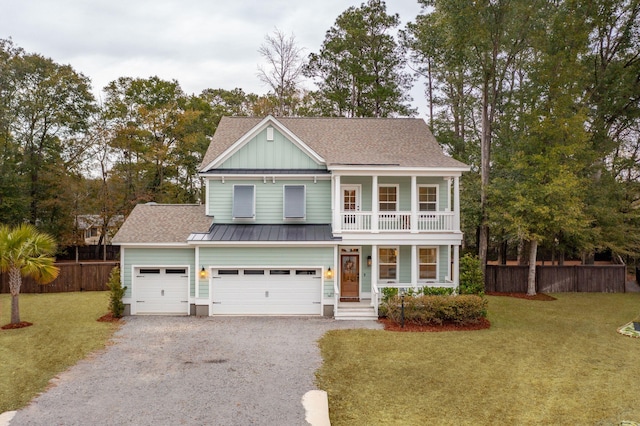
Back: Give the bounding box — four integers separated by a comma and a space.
379, 186, 397, 211
232, 185, 255, 219
295, 270, 317, 275
419, 247, 437, 280
270, 270, 291, 275
166, 269, 187, 274
243, 270, 265, 275
379, 247, 398, 280
218, 269, 239, 275
139, 269, 160, 274
419, 186, 437, 212
284, 185, 305, 218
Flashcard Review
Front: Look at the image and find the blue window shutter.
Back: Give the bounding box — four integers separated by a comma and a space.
284, 185, 305, 218
233, 185, 255, 218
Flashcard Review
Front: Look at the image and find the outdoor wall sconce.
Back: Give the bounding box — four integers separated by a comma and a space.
199, 266, 207, 279
367, 256, 372, 267
325, 267, 333, 279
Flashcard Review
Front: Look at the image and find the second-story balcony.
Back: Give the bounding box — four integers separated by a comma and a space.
339, 211, 456, 232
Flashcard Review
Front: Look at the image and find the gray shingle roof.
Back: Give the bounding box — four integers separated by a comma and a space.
112, 204, 211, 244
188, 224, 339, 242
200, 117, 468, 172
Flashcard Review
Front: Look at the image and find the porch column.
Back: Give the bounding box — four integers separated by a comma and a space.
371, 244, 378, 306
333, 174, 341, 233
411, 245, 417, 288
453, 244, 460, 292
195, 246, 200, 299
453, 176, 460, 231
372, 175, 379, 233
447, 177, 452, 211
411, 175, 418, 233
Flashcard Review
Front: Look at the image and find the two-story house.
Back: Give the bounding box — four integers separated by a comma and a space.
112, 116, 469, 319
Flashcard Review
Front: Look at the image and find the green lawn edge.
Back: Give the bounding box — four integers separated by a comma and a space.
0, 292, 118, 413
317, 293, 640, 425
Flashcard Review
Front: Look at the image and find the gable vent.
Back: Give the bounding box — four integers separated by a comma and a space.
266, 127, 274, 141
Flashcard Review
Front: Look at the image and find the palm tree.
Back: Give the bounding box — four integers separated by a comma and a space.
0, 224, 59, 324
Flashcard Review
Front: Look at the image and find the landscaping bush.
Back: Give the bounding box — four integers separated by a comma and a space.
107, 266, 126, 318
383, 294, 487, 326
459, 254, 485, 296
421, 286, 454, 296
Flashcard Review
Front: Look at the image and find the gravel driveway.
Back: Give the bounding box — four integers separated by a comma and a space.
10, 316, 381, 426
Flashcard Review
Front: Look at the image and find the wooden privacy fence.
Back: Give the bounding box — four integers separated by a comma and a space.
485, 265, 627, 293
0, 262, 119, 294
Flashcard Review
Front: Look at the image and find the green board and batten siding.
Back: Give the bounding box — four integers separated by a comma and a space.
198, 247, 335, 298
207, 179, 331, 224
217, 127, 325, 170
121, 248, 196, 298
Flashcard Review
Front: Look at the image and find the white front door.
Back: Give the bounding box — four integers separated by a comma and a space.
341, 185, 361, 230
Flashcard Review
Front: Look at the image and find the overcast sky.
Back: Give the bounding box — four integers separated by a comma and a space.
1, 0, 428, 117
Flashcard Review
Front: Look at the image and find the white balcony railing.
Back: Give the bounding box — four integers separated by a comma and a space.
339, 211, 455, 232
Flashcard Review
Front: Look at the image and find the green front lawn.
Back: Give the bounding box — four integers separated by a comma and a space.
0, 292, 117, 413
317, 293, 640, 425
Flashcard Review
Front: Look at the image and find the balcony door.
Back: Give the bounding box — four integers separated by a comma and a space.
341, 185, 361, 229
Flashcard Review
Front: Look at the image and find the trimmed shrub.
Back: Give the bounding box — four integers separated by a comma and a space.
421, 286, 454, 296
107, 266, 127, 318
459, 254, 485, 296
383, 294, 487, 326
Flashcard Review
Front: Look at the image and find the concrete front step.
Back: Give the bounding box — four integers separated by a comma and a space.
334, 307, 378, 321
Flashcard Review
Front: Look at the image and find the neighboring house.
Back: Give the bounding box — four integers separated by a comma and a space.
76, 214, 124, 245
112, 116, 469, 319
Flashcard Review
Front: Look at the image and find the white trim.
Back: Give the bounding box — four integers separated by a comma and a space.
116, 243, 193, 248
329, 166, 469, 175
201, 116, 326, 171
340, 184, 362, 212
338, 233, 463, 245
417, 246, 439, 282
378, 184, 399, 212
418, 184, 439, 212
205, 179, 211, 216
378, 246, 399, 282
202, 174, 331, 180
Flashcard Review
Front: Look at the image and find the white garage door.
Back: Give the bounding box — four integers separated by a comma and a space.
211, 268, 322, 315
134, 267, 189, 314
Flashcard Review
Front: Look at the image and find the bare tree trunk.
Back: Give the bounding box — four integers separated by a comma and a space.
9, 267, 21, 324
479, 80, 491, 275
527, 239, 538, 296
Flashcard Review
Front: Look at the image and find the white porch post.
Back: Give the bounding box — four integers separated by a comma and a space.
333, 174, 341, 233
371, 244, 378, 302
453, 244, 460, 292
372, 175, 379, 232
411, 175, 418, 233
447, 177, 452, 211
411, 245, 417, 289
195, 246, 200, 299
454, 176, 460, 231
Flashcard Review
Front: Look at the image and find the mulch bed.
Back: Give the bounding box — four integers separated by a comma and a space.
486, 292, 556, 301
97, 312, 122, 323
378, 317, 491, 332
1, 321, 33, 330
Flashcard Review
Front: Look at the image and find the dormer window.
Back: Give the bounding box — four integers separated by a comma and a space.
283, 185, 305, 219
232, 185, 255, 219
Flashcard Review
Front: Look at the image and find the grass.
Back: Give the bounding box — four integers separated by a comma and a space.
317, 293, 640, 425
0, 291, 118, 413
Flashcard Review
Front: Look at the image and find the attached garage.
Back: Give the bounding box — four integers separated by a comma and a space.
134, 267, 190, 315
210, 268, 322, 315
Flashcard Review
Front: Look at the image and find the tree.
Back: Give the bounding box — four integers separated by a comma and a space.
305, 0, 415, 117
405, 0, 541, 270
257, 28, 305, 116
0, 224, 59, 324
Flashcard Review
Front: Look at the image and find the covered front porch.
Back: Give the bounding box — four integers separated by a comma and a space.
331, 244, 460, 320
